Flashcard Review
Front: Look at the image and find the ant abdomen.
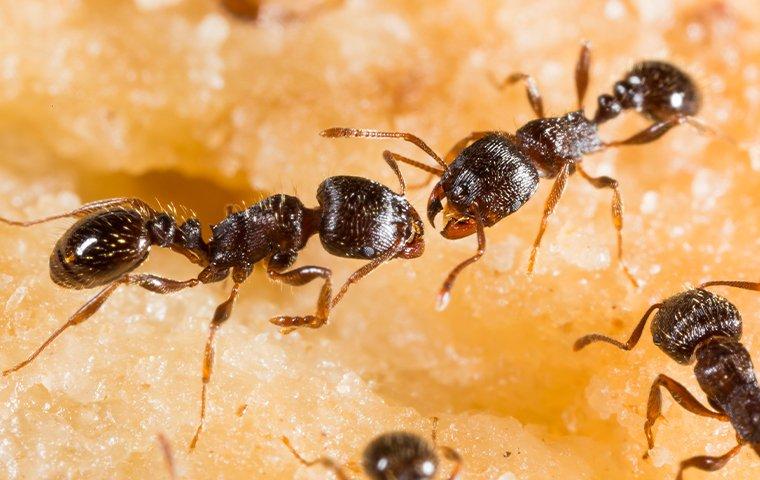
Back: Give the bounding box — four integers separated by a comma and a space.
50, 209, 152, 289
596, 61, 701, 124
651, 288, 741, 364
317, 176, 425, 260
362, 431, 438, 480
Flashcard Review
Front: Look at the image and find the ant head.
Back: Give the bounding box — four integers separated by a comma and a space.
427, 134, 539, 239
616, 61, 701, 122
50, 209, 152, 289
362, 432, 438, 480
651, 288, 742, 364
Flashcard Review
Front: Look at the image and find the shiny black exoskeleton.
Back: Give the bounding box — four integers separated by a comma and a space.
0, 168, 423, 450
575, 280, 760, 479
324, 43, 699, 308
283, 429, 461, 480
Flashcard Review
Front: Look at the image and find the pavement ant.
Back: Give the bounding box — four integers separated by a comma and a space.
324, 43, 716, 308
282, 418, 462, 479
575, 280, 760, 479
0, 164, 424, 450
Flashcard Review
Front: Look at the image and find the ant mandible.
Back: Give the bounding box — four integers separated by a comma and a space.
575, 280, 760, 479
0, 161, 424, 450
323, 43, 707, 310
282, 418, 462, 479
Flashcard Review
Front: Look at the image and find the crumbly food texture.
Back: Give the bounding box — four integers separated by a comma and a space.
0, 0, 759, 479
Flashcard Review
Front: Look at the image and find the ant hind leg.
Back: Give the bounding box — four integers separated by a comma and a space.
675, 442, 744, 480
281, 436, 349, 480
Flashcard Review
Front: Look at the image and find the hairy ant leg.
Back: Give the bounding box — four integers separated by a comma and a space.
281, 436, 350, 480
645, 374, 729, 452
493, 72, 545, 118
437, 207, 485, 311
2, 274, 199, 376
574, 303, 662, 351
527, 162, 571, 274
675, 442, 745, 480
575, 164, 639, 287
575, 41, 592, 109
189, 282, 241, 451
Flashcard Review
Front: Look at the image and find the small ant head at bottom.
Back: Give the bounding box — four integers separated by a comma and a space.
362, 432, 438, 480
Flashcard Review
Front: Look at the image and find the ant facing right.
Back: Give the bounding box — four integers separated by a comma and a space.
325, 42, 713, 310
575, 280, 760, 479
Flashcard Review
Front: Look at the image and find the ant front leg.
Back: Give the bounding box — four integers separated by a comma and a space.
437, 207, 486, 310
267, 252, 332, 333
382, 150, 442, 195
492, 72, 545, 118
190, 282, 242, 450
644, 374, 728, 454
281, 436, 349, 480
675, 442, 745, 480
527, 162, 570, 275
575, 164, 639, 287
2, 274, 199, 376
0, 197, 155, 226
575, 41, 591, 110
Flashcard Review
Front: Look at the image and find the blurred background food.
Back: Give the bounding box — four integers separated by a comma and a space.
0, 0, 759, 478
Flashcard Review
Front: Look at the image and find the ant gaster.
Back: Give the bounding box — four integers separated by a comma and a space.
575, 280, 760, 479
282, 419, 462, 480
323, 43, 706, 310
0, 161, 423, 450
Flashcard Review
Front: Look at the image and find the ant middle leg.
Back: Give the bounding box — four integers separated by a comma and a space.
644, 374, 729, 452
675, 442, 745, 480
575, 164, 639, 287
492, 72, 545, 118
0, 197, 155, 226
574, 302, 662, 352
437, 207, 486, 311
281, 436, 349, 480
575, 41, 592, 109
527, 162, 570, 275
267, 252, 333, 333
189, 282, 242, 450
2, 274, 199, 376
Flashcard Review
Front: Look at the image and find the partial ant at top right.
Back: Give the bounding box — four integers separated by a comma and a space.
325, 42, 722, 310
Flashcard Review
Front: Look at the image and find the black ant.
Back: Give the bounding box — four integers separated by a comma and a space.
575, 280, 760, 479
322, 43, 711, 309
282, 419, 462, 479
0, 162, 424, 450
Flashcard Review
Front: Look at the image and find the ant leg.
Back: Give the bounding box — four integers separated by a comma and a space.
575, 164, 639, 287
492, 72, 545, 118
675, 442, 745, 480
575, 41, 591, 109
699, 280, 760, 292
430, 417, 463, 480
437, 208, 486, 311
281, 436, 349, 480
0, 197, 154, 226
157, 433, 178, 480
382, 150, 443, 195
605, 117, 683, 146
527, 162, 570, 275
267, 256, 333, 333
574, 303, 662, 352
189, 282, 241, 451
321, 128, 447, 170
644, 374, 729, 453
2, 274, 199, 376
331, 240, 404, 308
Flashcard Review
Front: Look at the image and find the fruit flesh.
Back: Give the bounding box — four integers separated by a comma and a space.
1, 0, 760, 478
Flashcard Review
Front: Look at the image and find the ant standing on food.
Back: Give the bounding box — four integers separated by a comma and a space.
0, 159, 424, 450
575, 280, 760, 479
282, 417, 462, 479
323, 42, 713, 310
